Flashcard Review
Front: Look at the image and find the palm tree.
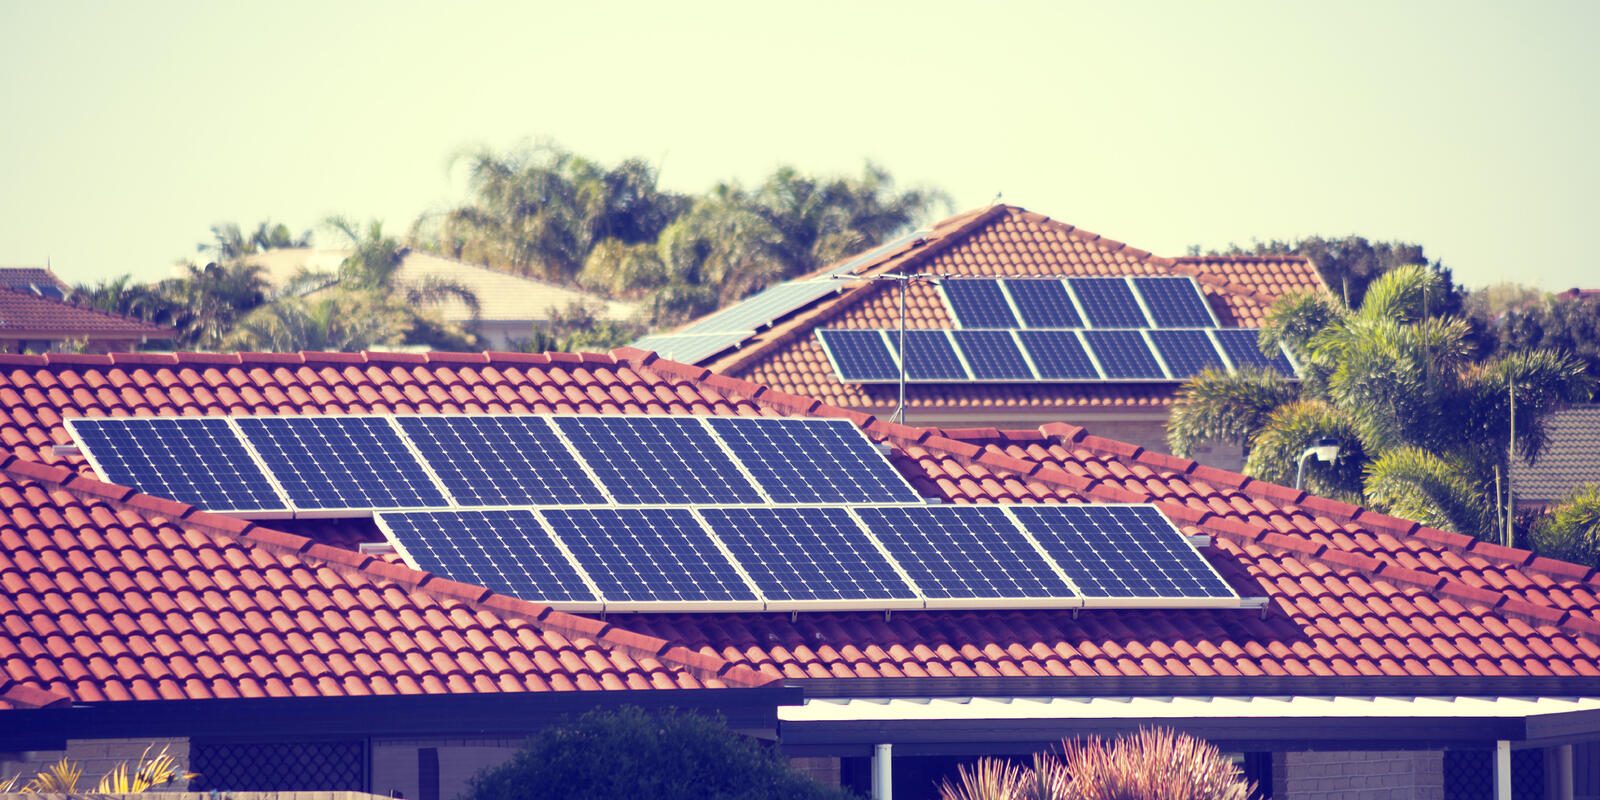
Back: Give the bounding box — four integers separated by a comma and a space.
1167, 266, 1592, 540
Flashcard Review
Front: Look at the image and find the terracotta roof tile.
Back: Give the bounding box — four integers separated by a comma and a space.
0, 348, 1596, 692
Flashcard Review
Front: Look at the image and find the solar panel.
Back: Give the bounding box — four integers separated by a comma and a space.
851, 505, 1077, 605
1007, 505, 1236, 601
705, 417, 923, 503
696, 506, 919, 604
67, 417, 289, 514
1015, 330, 1099, 380
952, 330, 1034, 380
539, 507, 758, 606
1148, 329, 1227, 379
1083, 330, 1168, 379
1214, 329, 1296, 376
1001, 279, 1083, 327
891, 330, 969, 380
630, 332, 752, 365
551, 416, 762, 504
395, 416, 607, 506
1066, 277, 1149, 327
376, 509, 598, 605
1133, 277, 1217, 327
234, 416, 449, 511
817, 329, 899, 382
942, 280, 1019, 327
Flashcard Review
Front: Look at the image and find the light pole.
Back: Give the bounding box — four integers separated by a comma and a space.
1295, 436, 1341, 491
827, 271, 951, 425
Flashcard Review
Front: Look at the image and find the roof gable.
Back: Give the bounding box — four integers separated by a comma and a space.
0, 289, 173, 341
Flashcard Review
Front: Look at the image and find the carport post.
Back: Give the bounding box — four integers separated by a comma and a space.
1495, 740, 1512, 800
872, 743, 892, 800
1556, 744, 1573, 800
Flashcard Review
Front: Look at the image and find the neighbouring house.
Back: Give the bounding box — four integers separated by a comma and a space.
0, 348, 1597, 800
630, 205, 1326, 472
1511, 404, 1600, 509
247, 248, 637, 349
0, 267, 173, 353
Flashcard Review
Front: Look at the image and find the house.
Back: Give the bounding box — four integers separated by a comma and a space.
0, 348, 1597, 800
1511, 404, 1600, 508
246, 248, 637, 349
630, 205, 1325, 471
0, 267, 174, 354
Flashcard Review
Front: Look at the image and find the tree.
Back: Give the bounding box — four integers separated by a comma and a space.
1194, 235, 1458, 311
162, 260, 273, 349
1482, 292, 1600, 383
1166, 266, 1592, 541
1528, 484, 1600, 569
461, 706, 852, 800
437, 143, 689, 281
582, 163, 947, 326
198, 220, 311, 261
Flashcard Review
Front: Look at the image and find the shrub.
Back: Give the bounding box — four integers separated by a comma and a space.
937, 728, 1252, 800
462, 706, 853, 800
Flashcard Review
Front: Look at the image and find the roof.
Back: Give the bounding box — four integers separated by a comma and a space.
668, 205, 1326, 411
0, 348, 1596, 700
0, 268, 70, 296
246, 248, 636, 323
0, 289, 174, 341
1511, 404, 1600, 502
0, 452, 768, 704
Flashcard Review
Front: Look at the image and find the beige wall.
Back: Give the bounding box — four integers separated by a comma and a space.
1274, 750, 1443, 800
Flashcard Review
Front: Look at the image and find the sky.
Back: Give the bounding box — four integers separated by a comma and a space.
2, 1, 1596, 291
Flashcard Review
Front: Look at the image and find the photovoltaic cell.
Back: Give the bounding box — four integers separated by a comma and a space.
1008, 505, 1236, 599
697, 506, 917, 601
891, 330, 968, 380
1002, 279, 1083, 327
942, 280, 1019, 327
551, 416, 762, 504
1133, 277, 1217, 327
377, 509, 596, 602
68, 417, 287, 513
1066, 277, 1149, 327
952, 330, 1034, 380
539, 507, 756, 603
395, 416, 606, 506
1214, 329, 1296, 376
852, 506, 1076, 600
706, 417, 922, 503
234, 416, 448, 510
1017, 330, 1100, 379
817, 329, 899, 382
1148, 329, 1227, 379
1083, 330, 1167, 379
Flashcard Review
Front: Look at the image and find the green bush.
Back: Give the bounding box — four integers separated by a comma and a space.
463, 706, 854, 800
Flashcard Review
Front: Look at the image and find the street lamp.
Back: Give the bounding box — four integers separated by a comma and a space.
1295, 436, 1341, 491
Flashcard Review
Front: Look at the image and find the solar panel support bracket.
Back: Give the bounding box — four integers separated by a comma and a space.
51, 444, 80, 456
1239, 597, 1272, 619
1185, 534, 1212, 547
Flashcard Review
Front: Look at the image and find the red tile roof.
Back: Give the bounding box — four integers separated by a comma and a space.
0, 289, 173, 340
688, 206, 1325, 411
0, 348, 1595, 696
0, 455, 770, 703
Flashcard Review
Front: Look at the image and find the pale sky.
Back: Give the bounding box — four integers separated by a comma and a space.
3, 1, 1596, 291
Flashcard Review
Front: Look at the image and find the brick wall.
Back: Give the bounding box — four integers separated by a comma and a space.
1275, 750, 1443, 800
1, 738, 191, 793
788, 756, 842, 788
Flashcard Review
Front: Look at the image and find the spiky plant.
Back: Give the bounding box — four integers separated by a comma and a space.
1062, 727, 1253, 800
22, 757, 82, 793
938, 756, 1027, 800
92, 745, 190, 793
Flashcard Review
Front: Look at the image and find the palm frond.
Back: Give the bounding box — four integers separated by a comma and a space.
1363, 447, 1496, 538
1165, 367, 1299, 458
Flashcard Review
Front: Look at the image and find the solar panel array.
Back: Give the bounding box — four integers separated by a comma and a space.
67, 414, 922, 518
815, 275, 1299, 383
376, 503, 1239, 612
818, 327, 1296, 383
629, 229, 929, 363
935, 277, 1222, 330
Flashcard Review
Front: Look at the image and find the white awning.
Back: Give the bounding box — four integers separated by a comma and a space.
780, 695, 1600, 723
